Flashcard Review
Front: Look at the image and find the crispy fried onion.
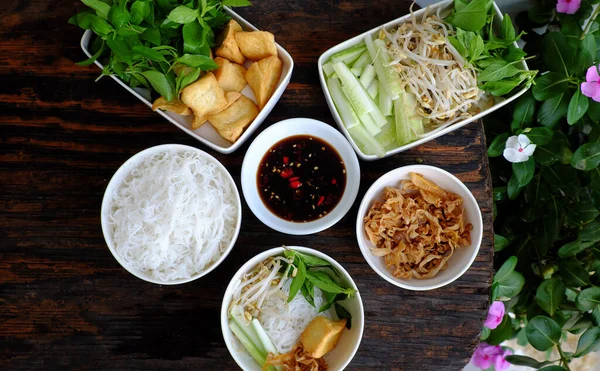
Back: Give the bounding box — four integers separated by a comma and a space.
364, 172, 472, 279
262, 345, 328, 371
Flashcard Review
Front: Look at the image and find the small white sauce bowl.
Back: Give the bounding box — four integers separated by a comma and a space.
241, 118, 360, 235
355, 165, 483, 290
100, 144, 242, 285
221, 246, 364, 371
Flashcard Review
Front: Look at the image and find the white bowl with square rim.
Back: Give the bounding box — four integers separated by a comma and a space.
221, 246, 364, 371
318, 0, 530, 161
80, 7, 294, 154
355, 165, 483, 290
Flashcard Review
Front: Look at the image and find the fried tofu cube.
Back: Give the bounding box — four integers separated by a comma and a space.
152, 96, 192, 116
214, 57, 247, 93
181, 72, 228, 127
246, 56, 283, 109
208, 95, 258, 143
215, 20, 245, 65
235, 31, 277, 60
300, 316, 347, 359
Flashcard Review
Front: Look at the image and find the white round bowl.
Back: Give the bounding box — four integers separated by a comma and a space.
100, 144, 242, 285
356, 165, 483, 290
221, 246, 364, 371
241, 118, 360, 235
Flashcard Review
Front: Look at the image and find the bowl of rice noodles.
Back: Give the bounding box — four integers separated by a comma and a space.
355, 165, 483, 290
221, 246, 364, 370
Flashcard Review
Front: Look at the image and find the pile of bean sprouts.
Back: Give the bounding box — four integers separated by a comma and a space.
382, 5, 486, 130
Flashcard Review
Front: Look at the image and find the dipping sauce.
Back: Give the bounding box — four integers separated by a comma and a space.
257, 135, 346, 222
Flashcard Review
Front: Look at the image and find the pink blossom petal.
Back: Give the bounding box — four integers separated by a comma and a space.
517, 134, 531, 148
504, 148, 529, 163
586, 65, 600, 82
523, 144, 536, 157
484, 301, 505, 330
581, 82, 600, 98
593, 88, 600, 103
494, 348, 513, 371
472, 343, 502, 370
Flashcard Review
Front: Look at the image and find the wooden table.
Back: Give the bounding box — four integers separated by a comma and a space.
0, 0, 493, 370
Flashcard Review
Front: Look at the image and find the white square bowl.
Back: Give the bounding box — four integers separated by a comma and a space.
317, 0, 530, 161
80, 7, 294, 154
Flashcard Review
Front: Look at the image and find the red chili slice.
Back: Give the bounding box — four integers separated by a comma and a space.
331, 178, 337, 185
283, 156, 289, 164
290, 180, 301, 189
317, 196, 325, 206
289, 176, 300, 182
281, 168, 293, 179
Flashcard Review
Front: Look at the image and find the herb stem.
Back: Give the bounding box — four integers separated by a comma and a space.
581, 5, 600, 40
556, 343, 572, 371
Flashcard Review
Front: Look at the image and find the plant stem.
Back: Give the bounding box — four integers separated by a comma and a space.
581, 5, 600, 40
556, 343, 572, 371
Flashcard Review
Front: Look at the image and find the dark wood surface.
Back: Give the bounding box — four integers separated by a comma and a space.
0, 0, 493, 370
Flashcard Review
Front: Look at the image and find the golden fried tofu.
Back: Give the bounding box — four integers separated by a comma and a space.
215, 20, 245, 65
208, 95, 258, 143
300, 316, 347, 359
152, 96, 192, 116
180, 72, 228, 126
246, 56, 283, 109
214, 57, 247, 93
235, 31, 277, 60
191, 114, 207, 130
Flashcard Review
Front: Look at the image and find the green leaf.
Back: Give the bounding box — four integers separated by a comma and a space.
532, 73, 570, 101
177, 54, 218, 69
513, 157, 536, 186
535, 277, 565, 316
306, 271, 355, 295
175, 67, 201, 94
558, 239, 596, 257
525, 315, 561, 351
577, 34, 596, 75
575, 327, 600, 357
538, 92, 570, 128
486, 315, 515, 345
538, 367, 568, 371
334, 303, 352, 329
525, 127, 554, 146
182, 20, 211, 55
511, 91, 536, 131
130, 0, 151, 25
90, 15, 114, 37
588, 100, 600, 123
140, 27, 161, 46
82, 0, 111, 20
543, 32, 574, 75
569, 200, 600, 226
488, 133, 509, 157
592, 306, 600, 326
300, 281, 315, 307
505, 355, 553, 368
538, 197, 560, 255
479, 60, 523, 82
444, 0, 490, 32
581, 219, 600, 242
559, 260, 591, 287
106, 38, 133, 66
567, 89, 590, 125
494, 256, 517, 283
571, 143, 600, 170
222, 0, 252, 6
167, 5, 199, 24
290, 250, 332, 268
493, 187, 507, 201
497, 271, 525, 299
495, 234, 509, 252
288, 258, 306, 302
501, 13, 516, 40
132, 46, 166, 62
140, 70, 174, 101
75, 40, 105, 66
507, 174, 524, 200
108, 5, 131, 29
576, 287, 600, 311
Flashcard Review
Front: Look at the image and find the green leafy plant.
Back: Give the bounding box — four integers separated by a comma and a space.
69, 0, 251, 101
481, 0, 600, 369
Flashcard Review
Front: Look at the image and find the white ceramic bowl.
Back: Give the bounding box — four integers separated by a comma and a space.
318, 0, 529, 161
356, 165, 483, 290
100, 144, 242, 285
80, 7, 294, 154
241, 118, 360, 235
221, 246, 364, 371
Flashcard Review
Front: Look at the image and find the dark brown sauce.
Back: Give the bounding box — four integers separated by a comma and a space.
257, 135, 347, 222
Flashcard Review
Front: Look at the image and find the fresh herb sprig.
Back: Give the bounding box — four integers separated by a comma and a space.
283, 249, 355, 329
69, 0, 251, 101
445, 0, 538, 96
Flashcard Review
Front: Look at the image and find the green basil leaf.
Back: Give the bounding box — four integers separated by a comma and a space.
69, 12, 96, 29
140, 27, 161, 46
575, 327, 600, 357
106, 38, 133, 66
300, 280, 315, 307
559, 260, 591, 287
132, 45, 166, 62
558, 239, 595, 257
538, 92, 570, 128
182, 20, 212, 55
177, 54, 218, 69
167, 5, 199, 24
507, 174, 524, 200
575, 287, 600, 311
567, 88, 590, 125
90, 15, 115, 37
532, 72, 570, 101
448, 36, 468, 58
76, 40, 105, 66
535, 277, 565, 316
318, 290, 336, 312
175, 67, 201, 94
130, 0, 151, 25
505, 355, 553, 368
513, 157, 535, 186
501, 13, 516, 40
108, 5, 131, 29
571, 143, 600, 170
288, 258, 306, 303
445, 0, 491, 32
306, 271, 354, 295
479, 60, 523, 82
222, 0, 252, 6
82, 0, 111, 20
511, 91, 536, 132
487, 132, 509, 157
542, 32, 574, 75
525, 315, 561, 351
334, 302, 352, 329
293, 251, 332, 268
140, 70, 174, 101
494, 234, 509, 252
504, 44, 527, 62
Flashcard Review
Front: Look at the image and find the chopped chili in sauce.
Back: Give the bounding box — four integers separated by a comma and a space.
257, 135, 346, 222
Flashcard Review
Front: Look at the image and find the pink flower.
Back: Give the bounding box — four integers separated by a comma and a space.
484, 301, 505, 330
582, 65, 600, 102
557, 0, 581, 14
472, 343, 513, 370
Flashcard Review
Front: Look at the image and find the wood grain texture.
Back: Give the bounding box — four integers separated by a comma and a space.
0, 0, 493, 370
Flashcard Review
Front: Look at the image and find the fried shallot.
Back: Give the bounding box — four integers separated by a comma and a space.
262, 345, 328, 371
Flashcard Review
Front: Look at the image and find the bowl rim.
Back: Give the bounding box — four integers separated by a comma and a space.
355, 164, 483, 290
79, 7, 294, 154
220, 245, 364, 371
241, 118, 361, 235
100, 143, 242, 285
317, 0, 529, 161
